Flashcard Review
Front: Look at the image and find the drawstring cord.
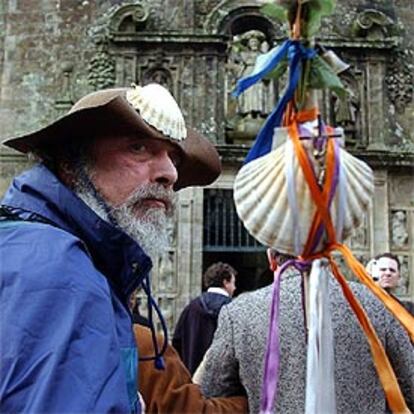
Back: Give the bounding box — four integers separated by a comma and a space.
140, 273, 168, 370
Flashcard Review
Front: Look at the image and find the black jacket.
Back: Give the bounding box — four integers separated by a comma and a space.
172, 292, 231, 374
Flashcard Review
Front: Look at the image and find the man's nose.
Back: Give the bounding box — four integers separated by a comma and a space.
151, 151, 178, 187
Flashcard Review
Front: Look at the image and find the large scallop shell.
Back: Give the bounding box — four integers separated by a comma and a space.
234, 129, 374, 255
126, 83, 186, 141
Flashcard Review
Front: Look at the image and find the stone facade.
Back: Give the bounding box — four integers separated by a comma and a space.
1, 0, 413, 335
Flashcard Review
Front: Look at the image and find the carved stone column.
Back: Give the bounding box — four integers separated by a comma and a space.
174, 187, 204, 314
366, 59, 387, 150
372, 170, 389, 253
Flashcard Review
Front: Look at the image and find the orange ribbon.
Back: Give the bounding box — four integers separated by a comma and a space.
329, 258, 410, 414
287, 117, 413, 413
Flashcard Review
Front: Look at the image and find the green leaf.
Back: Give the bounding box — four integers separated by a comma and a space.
301, 0, 336, 37
263, 58, 289, 80
303, 7, 323, 37
307, 55, 347, 98
261, 3, 288, 22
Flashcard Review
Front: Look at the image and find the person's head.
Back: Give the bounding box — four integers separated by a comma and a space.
241, 30, 265, 52
3, 84, 221, 257
373, 252, 401, 291
247, 36, 261, 51
266, 248, 296, 271
203, 262, 237, 297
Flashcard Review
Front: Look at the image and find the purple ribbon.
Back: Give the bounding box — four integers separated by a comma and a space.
260, 259, 312, 414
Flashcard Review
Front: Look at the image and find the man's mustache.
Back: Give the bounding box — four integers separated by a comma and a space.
124, 184, 175, 215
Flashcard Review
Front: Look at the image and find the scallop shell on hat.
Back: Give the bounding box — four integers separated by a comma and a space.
233, 131, 374, 255
126, 83, 186, 141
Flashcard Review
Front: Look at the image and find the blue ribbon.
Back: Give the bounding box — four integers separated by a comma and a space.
232, 40, 316, 164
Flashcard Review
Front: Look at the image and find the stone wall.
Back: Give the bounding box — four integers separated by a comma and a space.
1, 0, 413, 334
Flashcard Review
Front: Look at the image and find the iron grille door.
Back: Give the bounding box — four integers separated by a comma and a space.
203, 189, 265, 252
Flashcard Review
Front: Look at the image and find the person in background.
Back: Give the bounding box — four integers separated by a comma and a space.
372, 252, 414, 316
199, 249, 414, 413
173, 262, 237, 374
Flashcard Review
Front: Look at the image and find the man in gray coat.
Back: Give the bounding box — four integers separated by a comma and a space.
199, 251, 414, 413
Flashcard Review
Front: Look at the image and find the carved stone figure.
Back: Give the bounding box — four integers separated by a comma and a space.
231, 30, 275, 118
158, 251, 175, 291
396, 255, 410, 296
386, 49, 414, 114
332, 74, 360, 145
350, 218, 368, 248
391, 210, 409, 248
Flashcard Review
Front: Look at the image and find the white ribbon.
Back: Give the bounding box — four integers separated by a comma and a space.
284, 139, 301, 255
305, 259, 337, 414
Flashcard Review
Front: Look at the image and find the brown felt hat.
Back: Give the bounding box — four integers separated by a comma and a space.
2, 84, 222, 190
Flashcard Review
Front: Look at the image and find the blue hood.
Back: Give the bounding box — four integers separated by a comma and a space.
0, 163, 154, 412
1, 163, 152, 299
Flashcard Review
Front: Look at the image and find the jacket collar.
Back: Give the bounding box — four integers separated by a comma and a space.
1, 163, 152, 300
207, 287, 231, 297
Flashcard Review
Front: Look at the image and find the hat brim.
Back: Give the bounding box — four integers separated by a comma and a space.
2, 92, 221, 190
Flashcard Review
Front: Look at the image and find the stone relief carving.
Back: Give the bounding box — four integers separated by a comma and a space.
87, 6, 118, 90
158, 251, 176, 292
352, 9, 394, 40
332, 70, 361, 146
390, 210, 409, 249
350, 216, 368, 249
87, 2, 159, 91
386, 48, 414, 115
142, 52, 174, 90
194, 0, 219, 29
388, 176, 414, 207
396, 255, 410, 296
109, 2, 149, 33
166, 216, 177, 247
54, 62, 75, 114
87, 48, 116, 90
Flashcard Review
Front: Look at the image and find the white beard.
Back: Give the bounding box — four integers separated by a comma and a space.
111, 184, 175, 257
75, 178, 175, 259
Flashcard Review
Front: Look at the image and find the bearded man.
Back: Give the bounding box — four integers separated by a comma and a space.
0, 84, 226, 413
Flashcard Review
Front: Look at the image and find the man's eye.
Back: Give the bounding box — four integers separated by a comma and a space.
131, 143, 147, 153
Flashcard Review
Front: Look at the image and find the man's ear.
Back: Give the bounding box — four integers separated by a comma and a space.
267, 248, 277, 272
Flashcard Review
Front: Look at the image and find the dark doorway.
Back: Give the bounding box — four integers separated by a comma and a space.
203, 189, 273, 296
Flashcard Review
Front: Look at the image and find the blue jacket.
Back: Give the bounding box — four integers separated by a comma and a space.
0, 164, 152, 413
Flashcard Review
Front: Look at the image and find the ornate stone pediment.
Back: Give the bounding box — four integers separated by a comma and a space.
352, 9, 395, 40
109, 3, 149, 34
